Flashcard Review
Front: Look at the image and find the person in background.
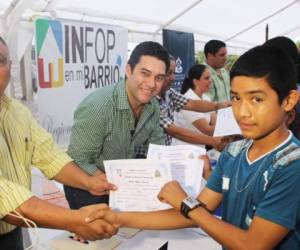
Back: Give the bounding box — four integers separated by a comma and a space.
157, 55, 230, 150
172, 64, 217, 148
0, 37, 118, 250
204, 40, 230, 102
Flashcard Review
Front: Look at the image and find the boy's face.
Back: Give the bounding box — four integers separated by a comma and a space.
125, 55, 166, 107
231, 76, 295, 140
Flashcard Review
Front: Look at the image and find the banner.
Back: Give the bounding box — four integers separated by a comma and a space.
35, 18, 128, 147
163, 29, 195, 92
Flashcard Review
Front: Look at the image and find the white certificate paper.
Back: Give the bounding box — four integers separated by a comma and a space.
147, 144, 205, 197
213, 107, 241, 136
104, 159, 172, 212
147, 144, 206, 160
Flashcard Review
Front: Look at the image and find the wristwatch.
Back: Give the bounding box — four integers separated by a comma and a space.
180, 196, 207, 218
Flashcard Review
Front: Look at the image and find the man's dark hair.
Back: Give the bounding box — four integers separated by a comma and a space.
127, 41, 170, 72
230, 45, 297, 103
204, 40, 226, 57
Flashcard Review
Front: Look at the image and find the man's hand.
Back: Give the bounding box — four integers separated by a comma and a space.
199, 155, 212, 180
87, 171, 117, 196
84, 204, 121, 227
157, 181, 188, 211
69, 204, 119, 241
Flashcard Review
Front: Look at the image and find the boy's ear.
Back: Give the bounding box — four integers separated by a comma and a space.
283, 90, 299, 112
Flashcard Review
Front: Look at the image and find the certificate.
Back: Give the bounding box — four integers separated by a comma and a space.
147, 144, 206, 160
213, 107, 241, 136
104, 159, 172, 212
147, 144, 205, 197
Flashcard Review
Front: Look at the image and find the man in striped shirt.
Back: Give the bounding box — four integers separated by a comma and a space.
65, 41, 169, 209
0, 37, 118, 249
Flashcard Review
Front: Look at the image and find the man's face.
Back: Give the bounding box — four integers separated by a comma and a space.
209, 47, 227, 69
231, 76, 289, 140
160, 59, 175, 95
126, 55, 166, 107
0, 42, 10, 98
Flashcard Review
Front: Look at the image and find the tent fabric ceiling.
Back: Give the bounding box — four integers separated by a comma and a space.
0, 0, 300, 54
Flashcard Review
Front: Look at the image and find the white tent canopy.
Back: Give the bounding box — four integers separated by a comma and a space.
1, 0, 300, 55
0, 0, 300, 98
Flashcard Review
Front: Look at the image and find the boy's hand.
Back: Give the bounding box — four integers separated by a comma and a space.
158, 181, 188, 211
84, 204, 121, 228
68, 204, 119, 241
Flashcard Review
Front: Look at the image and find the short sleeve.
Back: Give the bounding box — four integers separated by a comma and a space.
255, 160, 300, 229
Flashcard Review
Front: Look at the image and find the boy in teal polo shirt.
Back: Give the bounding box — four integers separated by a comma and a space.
86, 45, 300, 249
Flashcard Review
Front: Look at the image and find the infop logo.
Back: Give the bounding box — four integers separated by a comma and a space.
36, 19, 64, 88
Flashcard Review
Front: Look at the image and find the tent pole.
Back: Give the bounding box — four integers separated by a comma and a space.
154, 0, 204, 34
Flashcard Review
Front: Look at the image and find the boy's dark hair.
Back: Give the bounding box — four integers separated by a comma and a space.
204, 40, 226, 57
127, 41, 170, 72
181, 64, 207, 94
264, 36, 298, 63
230, 45, 297, 103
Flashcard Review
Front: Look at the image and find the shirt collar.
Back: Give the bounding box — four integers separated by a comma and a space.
114, 80, 131, 110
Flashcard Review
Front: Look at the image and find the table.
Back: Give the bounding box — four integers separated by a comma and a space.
34, 227, 221, 250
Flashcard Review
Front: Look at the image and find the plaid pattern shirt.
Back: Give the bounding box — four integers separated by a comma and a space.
68, 80, 164, 174
156, 88, 189, 145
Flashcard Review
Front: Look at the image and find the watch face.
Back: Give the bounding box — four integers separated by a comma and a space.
184, 197, 200, 208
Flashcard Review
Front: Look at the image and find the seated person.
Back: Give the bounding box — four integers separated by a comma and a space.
158, 56, 230, 151
172, 64, 217, 149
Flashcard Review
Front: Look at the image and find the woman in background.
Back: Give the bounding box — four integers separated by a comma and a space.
172, 64, 217, 148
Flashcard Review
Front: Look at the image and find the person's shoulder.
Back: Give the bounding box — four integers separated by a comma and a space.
148, 96, 161, 112
84, 84, 116, 103
78, 84, 116, 110
6, 97, 32, 116
224, 139, 251, 157
273, 136, 300, 169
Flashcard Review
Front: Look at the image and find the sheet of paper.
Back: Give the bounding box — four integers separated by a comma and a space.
213, 107, 241, 136
104, 159, 172, 212
147, 144, 206, 160
147, 144, 205, 197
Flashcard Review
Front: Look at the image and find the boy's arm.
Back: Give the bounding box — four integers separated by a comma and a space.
85, 187, 223, 230
158, 182, 289, 250
188, 205, 288, 250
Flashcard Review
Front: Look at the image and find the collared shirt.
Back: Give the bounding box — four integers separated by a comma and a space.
68, 80, 164, 175
156, 88, 189, 145
0, 96, 72, 234
205, 64, 230, 102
